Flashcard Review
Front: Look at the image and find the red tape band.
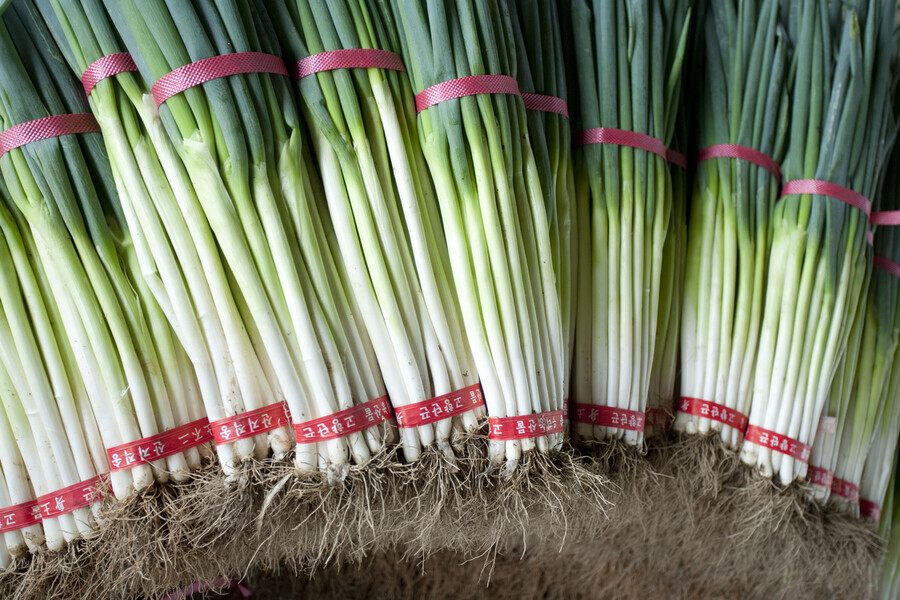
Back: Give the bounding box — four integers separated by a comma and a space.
489, 410, 565, 441
293, 395, 391, 443
152, 52, 289, 107
521, 92, 569, 119
209, 402, 290, 445
874, 254, 900, 279
107, 418, 212, 471
860, 498, 882, 523
293, 48, 405, 80
563, 398, 569, 421
744, 425, 811, 463
867, 229, 874, 246
871, 211, 900, 226
574, 127, 667, 161
695, 143, 782, 182
645, 407, 672, 429
677, 396, 748, 431
0, 113, 100, 160
36, 475, 106, 520
667, 149, 687, 169
831, 477, 860, 503
82, 53, 138, 96
0, 499, 42, 533
394, 383, 484, 429
807, 465, 834, 488
415, 74, 520, 114
780, 179, 871, 216
573, 403, 645, 432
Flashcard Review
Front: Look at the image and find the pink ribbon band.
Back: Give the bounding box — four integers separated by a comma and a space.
209, 402, 290, 445
415, 74, 520, 114
744, 425, 811, 463
0, 499, 42, 533
36, 475, 106, 520
871, 211, 900, 225
293, 396, 391, 444
107, 418, 212, 472
695, 143, 783, 181
394, 383, 484, 429
677, 396, 748, 432
860, 498, 881, 523
874, 254, 900, 279
807, 465, 834, 488
573, 403, 646, 433
780, 179, 871, 216
667, 149, 688, 169
645, 408, 672, 429
0, 114, 100, 160
867, 229, 874, 246
489, 410, 565, 441
574, 127, 668, 161
293, 48, 405, 81
521, 92, 569, 119
82, 53, 138, 96
152, 52, 289, 107
162, 577, 251, 600
831, 477, 860, 503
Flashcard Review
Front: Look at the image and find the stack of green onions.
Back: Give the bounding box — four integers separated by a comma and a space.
390, 0, 565, 469
0, 4, 196, 503
675, 0, 789, 449
103, 0, 389, 478
741, 0, 899, 484
878, 465, 900, 598
266, 0, 480, 462
510, 0, 577, 415
568, 0, 690, 445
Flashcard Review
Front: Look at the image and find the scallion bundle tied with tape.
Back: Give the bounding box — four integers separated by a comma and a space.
266, 0, 482, 463
568, 0, 690, 447
741, 0, 899, 486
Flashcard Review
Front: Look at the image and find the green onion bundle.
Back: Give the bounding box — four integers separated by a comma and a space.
266, 0, 480, 462
674, 0, 789, 448
391, 0, 566, 468
878, 466, 900, 599
568, 0, 690, 445
104, 0, 391, 478
741, 0, 899, 484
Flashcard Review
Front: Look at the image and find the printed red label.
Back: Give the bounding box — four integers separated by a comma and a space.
0, 499, 42, 533
210, 402, 290, 445
678, 396, 748, 431
831, 478, 860, 503
744, 425, 811, 463
860, 498, 881, 523
807, 465, 834, 488
36, 475, 106, 519
293, 396, 391, 443
107, 418, 212, 471
645, 408, 672, 429
394, 383, 484, 428
489, 410, 565, 440
563, 398, 569, 421
573, 403, 646, 432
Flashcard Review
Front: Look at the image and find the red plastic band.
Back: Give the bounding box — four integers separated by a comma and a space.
780, 179, 871, 216
874, 255, 900, 279
677, 396, 748, 431
209, 402, 290, 445
807, 465, 834, 488
293, 48, 405, 81
82, 52, 138, 96
870, 211, 900, 226
573, 403, 646, 432
36, 475, 106, 519
521, 92, 569, 119
667, 149, 687, 169
645, 408, 672, 429
152, 52, 289, 107
574, 127, 667, 161
107, 418, 212, 471
0, 114, 100, 160
0, 499, 42, 533
860, 498, 882, 523
831, 477, 860, 503
489, 410, 565, 441
744, 425, 811, 463
394, 383, 484, 429
695, 144, 782, 182
293, 395, 391, 443
867, 229, 874, 246
415, 74, 520, 114
562, 398, 569, 421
